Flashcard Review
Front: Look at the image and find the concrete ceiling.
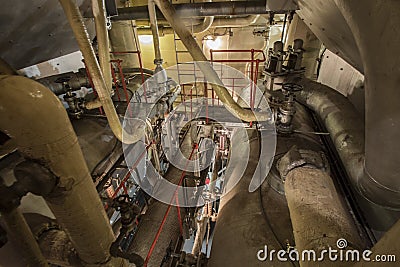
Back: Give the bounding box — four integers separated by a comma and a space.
0, 0, 95, 70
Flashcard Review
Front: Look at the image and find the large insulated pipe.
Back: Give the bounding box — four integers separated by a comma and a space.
0, 75, 122, 266
1, 208, 48, 267
154, 0, 269, 122
59, 0, 143, 144
137, 15, 260, 35
333, 0, 400, 210
92, 0, 113, 95
282, 166, 364, 266
209, 130, 269, 266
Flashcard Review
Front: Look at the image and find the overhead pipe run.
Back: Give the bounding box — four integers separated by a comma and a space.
59, 0, 144, 144
114, 1, 270, 21
154, 0, 270, 122
0, 75, 123, 266
0, 57, 17, 75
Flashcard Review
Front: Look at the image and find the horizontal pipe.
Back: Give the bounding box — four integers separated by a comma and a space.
334, 0, 400, 210
92, 0, 113, 95
59, 0, 143, 144
37, 70, 90, 95
114, 1, 269, 20
211, 15, 259, 28
137, 15, 258, 35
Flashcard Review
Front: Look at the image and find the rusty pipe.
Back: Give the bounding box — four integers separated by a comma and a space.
154, 0, 269, 122
0, 75, 122, 266
59, 0, 144, 144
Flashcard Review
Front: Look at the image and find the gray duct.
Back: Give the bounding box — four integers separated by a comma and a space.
332, 0, 400, 210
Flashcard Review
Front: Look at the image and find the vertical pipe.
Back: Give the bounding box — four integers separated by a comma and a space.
59, 0, 143, 144
2, 208, 48, 267
92, 0, 113, 95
